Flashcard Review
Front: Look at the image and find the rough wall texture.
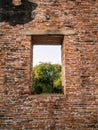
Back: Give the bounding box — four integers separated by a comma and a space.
0, 0, 98, 129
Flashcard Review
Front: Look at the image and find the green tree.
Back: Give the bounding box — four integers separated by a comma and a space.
32, 62, 62, 94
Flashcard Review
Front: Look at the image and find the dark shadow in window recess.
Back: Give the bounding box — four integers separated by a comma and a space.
0, 0, 38, 26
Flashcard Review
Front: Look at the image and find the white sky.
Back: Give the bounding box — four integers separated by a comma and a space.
33, 45, 61, 66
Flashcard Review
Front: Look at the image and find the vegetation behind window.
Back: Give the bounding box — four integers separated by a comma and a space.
32, 62, 62, 94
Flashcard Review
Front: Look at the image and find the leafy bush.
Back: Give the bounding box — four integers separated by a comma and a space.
32, 62, 62, 94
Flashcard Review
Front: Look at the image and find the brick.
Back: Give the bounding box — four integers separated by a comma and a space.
0, 0, 98, 129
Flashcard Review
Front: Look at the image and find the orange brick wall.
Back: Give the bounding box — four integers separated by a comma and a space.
0, 0, 98, 129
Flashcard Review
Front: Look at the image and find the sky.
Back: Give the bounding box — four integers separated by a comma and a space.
33, 45, 61, 66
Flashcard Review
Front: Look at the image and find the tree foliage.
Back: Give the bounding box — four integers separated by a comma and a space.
32, 62, 62, 94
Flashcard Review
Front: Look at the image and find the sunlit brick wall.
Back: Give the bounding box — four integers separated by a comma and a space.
0, 0, 98, 129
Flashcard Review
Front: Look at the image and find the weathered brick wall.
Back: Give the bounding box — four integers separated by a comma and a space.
0, 0, 98, 129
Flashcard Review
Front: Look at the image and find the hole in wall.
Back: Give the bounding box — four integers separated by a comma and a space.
31, 35, 64, 94
32, 45, 62, 94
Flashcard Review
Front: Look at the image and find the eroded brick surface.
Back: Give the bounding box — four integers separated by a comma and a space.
0, 0, 98, 129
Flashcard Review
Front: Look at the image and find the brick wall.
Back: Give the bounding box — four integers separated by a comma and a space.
0, 0, 98, 129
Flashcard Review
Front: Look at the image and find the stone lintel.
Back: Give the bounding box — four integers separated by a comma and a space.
20, 29, 76, 35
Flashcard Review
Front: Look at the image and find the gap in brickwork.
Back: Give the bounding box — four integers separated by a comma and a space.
32, 45, 63, 94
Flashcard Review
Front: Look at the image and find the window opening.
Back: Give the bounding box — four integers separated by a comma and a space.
32, 35, 64, 94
